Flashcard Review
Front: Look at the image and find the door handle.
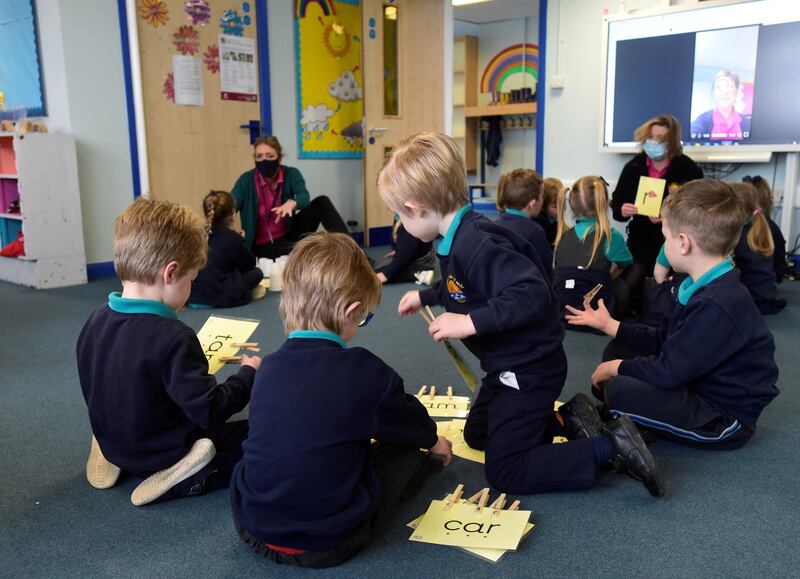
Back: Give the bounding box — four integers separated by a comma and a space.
368, 127, 388, 136
239, 120, 261, 144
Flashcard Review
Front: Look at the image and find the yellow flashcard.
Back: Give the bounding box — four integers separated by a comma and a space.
196, 315, 260, 374
416, 394, 471, 418
439, 419, 486, 464
409, 500, 531, 550
635, 176, 667, 218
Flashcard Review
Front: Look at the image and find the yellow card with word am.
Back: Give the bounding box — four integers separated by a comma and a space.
196, 315, 260, 374
409, 500, 531, 550
635, 176, 667, 218
416, 394, 471, 418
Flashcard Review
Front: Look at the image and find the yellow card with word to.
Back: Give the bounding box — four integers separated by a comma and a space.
416, 394, 471, 418
440, 419, 486, 464
196, 315, 260, 374
635, 176, 667, 218
409, 500, 531, 550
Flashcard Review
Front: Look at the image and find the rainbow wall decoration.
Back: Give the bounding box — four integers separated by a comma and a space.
481, 43, 539, 93
295, 0, 337, 18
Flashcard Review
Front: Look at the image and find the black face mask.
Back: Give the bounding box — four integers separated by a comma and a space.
256, 159, 279, 179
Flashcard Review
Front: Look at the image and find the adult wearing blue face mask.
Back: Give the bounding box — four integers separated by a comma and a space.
231, 135, 349, 259
610, 114, 703, 273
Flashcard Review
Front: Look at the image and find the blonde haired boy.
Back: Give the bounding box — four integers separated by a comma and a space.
77, 198, 260, 506
380, 132, 664, 497
568, 179, 779, 449
230, 232, 451, 569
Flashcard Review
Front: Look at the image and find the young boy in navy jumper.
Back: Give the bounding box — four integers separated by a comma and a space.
77, 198, 260, 505
495, 168, 553, 276
567, 180, 779, 449
230, 233, 452, 568
379, 132, 664, 497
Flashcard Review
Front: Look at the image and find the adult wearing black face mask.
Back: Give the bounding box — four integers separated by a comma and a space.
231, 135, 349, 259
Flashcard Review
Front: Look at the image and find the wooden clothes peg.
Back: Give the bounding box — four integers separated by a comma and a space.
417, 385, 427, 397
583, 283, 603, 303
445, 484, 464, 510
429, 386, 436, 400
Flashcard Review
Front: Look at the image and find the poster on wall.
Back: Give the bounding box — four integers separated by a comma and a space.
294, 0, 363, 159
219, 34, 257, 102
172, 55, 204, 106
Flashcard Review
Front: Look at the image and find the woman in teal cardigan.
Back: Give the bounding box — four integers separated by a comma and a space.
231, 136, 348, 259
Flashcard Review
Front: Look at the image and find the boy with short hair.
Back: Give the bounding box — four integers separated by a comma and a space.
77, 198, 260, 506
231, 232, 452, 569
496, 168, 553, 276
379, 131, 664, 497
567, 179, 779, 449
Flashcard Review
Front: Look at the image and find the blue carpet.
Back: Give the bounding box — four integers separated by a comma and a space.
1, 250, 798, 577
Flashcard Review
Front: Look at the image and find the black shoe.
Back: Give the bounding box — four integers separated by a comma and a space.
559, 393, 605, 440
635, 423, 660, 444
590, 384, 605, 403
602, 416, 665, 498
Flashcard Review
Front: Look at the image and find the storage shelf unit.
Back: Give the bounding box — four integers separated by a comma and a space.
0, 132, 86, 288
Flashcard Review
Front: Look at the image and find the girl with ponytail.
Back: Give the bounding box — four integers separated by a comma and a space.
553, 176, 643, 328
744, 175, 786, 283
730, 182, 786, 314
189, 190, 265, 308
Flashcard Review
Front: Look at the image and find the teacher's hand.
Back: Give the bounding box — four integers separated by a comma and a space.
271, 199, 297, 222
621, 203, 638, 218
649, 216, 662, 224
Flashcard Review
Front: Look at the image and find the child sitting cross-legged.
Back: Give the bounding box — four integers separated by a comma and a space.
566, 179, 779, 449
230, 232, 452, 569
77, 198, 260, 506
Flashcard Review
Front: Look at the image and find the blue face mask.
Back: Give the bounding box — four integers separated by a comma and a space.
643, 140, 666, 161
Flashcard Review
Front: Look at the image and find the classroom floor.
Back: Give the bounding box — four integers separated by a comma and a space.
2, 249, 798, 577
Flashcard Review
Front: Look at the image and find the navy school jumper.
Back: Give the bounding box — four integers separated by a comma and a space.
230, 332, 437, 552
190, 226, 260, 308
419, 206, 597, 494
614, 261, 779, 434
496, 209, 553, 277
734, 222, 786, 315
76, 293, 255, 475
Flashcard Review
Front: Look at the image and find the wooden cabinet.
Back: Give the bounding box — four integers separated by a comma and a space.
453, 35, 478, 173
0, 132, 86, 288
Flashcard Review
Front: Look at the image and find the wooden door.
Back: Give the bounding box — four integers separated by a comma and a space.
135, 0, 261, 211
361, 0, 446, 244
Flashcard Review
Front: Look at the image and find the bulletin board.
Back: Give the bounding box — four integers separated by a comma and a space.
294, 0, 363, 159
0, 0, 46, 118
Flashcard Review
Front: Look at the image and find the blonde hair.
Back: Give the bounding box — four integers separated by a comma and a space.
497, 169, 543, 212
633, 114, 683, 159
730, 182, 774, 257
661, 179, 744, 257
542, 177, 564, 212
114, 198, 207, 283
280, 232, 381, 334
749, 177, 774, 217
554, 176, 612, 268
378, 132, 468, 216
202, 190, 236, 229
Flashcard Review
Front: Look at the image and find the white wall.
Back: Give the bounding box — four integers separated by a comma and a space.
36, 0, 133, 265
266, 1, 363, 228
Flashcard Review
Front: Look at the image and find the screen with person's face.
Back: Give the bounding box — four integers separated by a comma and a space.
604, 1, 800, 150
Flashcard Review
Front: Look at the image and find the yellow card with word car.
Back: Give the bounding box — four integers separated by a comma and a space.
635, 176, 667, 218
409, 500, 531, 550
196, 315, 259, 374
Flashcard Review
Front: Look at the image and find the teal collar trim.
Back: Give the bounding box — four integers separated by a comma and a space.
574, 216, 597, 240
437, 204, 472, 256
505, 208, 528, 219
288, 330, 347, 348
677, 258, 734, 305
107, 292, 177, 319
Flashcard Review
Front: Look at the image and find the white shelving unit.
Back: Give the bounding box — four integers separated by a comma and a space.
0, 132, 86, 288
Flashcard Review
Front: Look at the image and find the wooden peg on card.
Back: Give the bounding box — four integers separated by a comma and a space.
429, 386, 436, 400
465, 489, 485, 504
508, 500, 521, 512
444, 484, 464, 510
417, 385, 427, 397
219, 356, 242, 364
489, 493, 507, 517
474, 488, 490, 513
447, 386, 453, 399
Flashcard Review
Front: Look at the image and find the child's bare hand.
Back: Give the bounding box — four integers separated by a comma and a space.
428, 313, 476, 341
398, 290, 422, 316
241, 354, 261, 370
591, 359, 621, 388
564, 298, 619, 337
429, 435, 453, 466
377, 272, 388, 284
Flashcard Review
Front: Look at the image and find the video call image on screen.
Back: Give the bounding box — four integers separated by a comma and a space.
605, 4, 800, 149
